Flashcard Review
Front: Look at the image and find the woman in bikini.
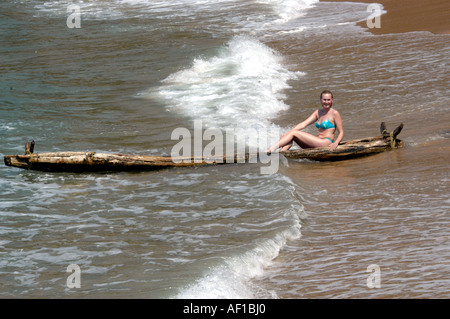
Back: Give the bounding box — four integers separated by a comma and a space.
266, 90, 344, 153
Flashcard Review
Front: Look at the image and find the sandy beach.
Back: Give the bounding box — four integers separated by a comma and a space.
325, 0, 450, 34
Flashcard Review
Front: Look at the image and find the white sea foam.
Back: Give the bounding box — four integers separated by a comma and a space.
257, 0, 319, 23
176, 222, 301, 299
154, 35, 304, 149
175, 175, 304, 299
32, 0, 243, 20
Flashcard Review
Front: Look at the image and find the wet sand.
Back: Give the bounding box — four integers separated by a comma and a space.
324, 0, 450, 34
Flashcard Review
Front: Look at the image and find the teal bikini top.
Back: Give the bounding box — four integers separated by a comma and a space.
315, 111, 336, 130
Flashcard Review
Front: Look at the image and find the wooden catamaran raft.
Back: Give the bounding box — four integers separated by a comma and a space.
4, 122, 403, 173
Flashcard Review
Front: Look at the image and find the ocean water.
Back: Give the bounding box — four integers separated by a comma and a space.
1, 0, 449, 298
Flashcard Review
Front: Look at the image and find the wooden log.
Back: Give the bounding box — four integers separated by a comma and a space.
281, 135, 402, 161
392, 123, 404, 139
3, 122, 404, 172
3, 151, 253, 172
281, 122, 404, 161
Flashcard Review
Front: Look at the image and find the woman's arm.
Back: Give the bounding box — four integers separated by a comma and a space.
329, 110, 344, 151
290, 110, 319, 132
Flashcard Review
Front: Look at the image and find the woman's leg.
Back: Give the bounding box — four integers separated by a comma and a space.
291, 131, 332, 149
267, 131, 331, 153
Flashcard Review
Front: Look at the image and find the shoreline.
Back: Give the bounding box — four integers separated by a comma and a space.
323, 0, 450, 35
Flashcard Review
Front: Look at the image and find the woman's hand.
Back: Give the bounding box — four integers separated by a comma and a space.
329, 142, 338, 151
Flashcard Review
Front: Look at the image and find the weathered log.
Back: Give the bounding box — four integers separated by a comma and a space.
392, 123, 404, 139
3, 151, 251, 172
281, 122, 404, 161
3, 122, 403, 172
281, 135, 403, 161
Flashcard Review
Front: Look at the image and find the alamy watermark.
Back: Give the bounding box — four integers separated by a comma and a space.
66, 4, 382, 30
366, 264, 381, 289
66, 264, 81, 288
67, 4, 81, 29
65, 4, 383, 31
65, 263, 382, 291
171, 120, 280, 175
366, 3, 382, 29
